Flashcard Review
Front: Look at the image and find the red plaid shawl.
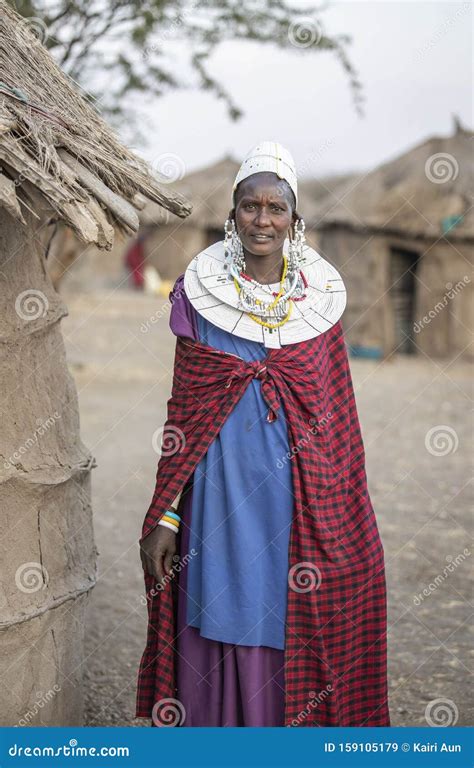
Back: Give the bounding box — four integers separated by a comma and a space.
136, 319, 390, 726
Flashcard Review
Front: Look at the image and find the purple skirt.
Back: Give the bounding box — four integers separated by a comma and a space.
174, 484, 286, 727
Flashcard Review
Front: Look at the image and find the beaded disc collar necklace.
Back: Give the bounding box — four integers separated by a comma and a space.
184, 239, 347, 349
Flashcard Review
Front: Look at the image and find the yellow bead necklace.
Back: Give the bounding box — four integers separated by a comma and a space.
233, 254, 293, 329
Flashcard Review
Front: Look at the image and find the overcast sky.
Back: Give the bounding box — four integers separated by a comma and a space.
131, 0, 472, 181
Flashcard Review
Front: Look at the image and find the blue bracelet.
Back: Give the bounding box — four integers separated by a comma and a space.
165, 509, 181, 523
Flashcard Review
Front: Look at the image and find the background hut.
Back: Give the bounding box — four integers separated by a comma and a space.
0, 1, 190, 726
311, 121, 473, 358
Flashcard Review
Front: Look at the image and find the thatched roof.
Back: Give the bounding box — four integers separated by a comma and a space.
0, 1, 191, 248
140, 155, 321, 228
314, 122, 474, 240
299, 173, 359, 203
299, 173, 360, 226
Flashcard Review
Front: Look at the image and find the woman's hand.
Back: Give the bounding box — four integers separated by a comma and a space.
140, 524, 177, 581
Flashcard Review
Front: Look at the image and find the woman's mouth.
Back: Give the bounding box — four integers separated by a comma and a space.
251, 234, 273, 241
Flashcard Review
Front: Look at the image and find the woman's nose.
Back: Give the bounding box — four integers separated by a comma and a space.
254, 208, 271, 226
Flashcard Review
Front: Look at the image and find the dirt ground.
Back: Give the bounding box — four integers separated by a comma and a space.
61, 288, 473, 728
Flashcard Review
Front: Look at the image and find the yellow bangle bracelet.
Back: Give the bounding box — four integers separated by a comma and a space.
161, 514, 179, 528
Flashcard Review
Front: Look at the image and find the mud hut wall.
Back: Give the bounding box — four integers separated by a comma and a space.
144, 225, 207, 280
318, 228, 386, 350
0, 209, 97, 725
412, 239, 473, 358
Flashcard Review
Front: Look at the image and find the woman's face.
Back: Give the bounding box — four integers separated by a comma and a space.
231, 172, 296, 259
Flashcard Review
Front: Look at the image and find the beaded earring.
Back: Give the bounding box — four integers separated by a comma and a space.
224, 218, 246, 272
288, 218, 306, 275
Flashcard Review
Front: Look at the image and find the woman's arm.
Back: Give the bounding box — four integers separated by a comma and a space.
168, 273, 199, 339
140, 276, 198, 580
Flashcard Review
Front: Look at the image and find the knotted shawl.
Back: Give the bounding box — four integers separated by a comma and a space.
136, 320, 390, 726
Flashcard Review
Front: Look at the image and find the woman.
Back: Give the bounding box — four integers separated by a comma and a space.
137, 141, 390, 727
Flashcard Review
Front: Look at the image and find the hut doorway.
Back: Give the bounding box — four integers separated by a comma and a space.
389, 246, 420, 354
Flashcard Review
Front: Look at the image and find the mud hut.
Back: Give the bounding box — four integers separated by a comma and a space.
0, 1, 190, 726
139, 155, 321, 281
311, 121, 473, 358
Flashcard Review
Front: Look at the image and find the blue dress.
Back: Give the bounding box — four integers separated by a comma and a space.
185, 313, 294, 650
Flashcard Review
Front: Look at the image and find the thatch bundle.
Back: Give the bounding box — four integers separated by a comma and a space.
0, 1, 191, 246
140, 156, 241, 227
